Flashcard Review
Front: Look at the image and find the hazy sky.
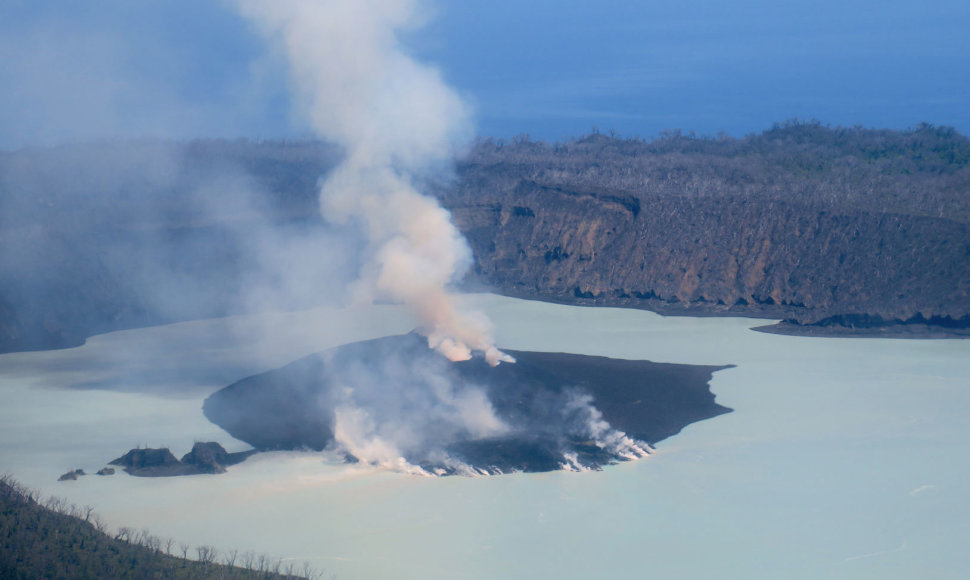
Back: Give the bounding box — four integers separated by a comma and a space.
1, 0, 968, 148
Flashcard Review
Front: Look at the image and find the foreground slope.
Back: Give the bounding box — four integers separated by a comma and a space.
0, 475, 316, 579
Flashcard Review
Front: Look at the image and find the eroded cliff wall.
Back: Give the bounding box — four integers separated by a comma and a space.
438, 124, 970, 332
445, 182, 969, 326
1, 124, 968, 353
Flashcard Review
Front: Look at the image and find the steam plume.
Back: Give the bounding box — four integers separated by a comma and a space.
237, 0, 513, 365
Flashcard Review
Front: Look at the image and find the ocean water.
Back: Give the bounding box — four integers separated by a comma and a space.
422, 0, 970, 140
1, 294, 969, 579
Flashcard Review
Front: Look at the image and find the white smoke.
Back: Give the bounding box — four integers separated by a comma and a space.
562, 392, 653, 462
559, 452, 594, 473
229, 0, 589, 477
322, 341, 509, 475
236, 0, 513, 365
332, 405, 432, 476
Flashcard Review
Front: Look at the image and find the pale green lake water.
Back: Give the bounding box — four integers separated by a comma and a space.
1, 294, 968, 579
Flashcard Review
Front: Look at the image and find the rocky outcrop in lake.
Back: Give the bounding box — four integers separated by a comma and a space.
109, 443, 254, 477
57, 469, 85, 482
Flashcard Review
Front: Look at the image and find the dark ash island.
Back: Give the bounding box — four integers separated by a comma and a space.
204, 333, 732, 475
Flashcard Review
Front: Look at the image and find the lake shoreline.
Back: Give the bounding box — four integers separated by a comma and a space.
468, 285, 970, 339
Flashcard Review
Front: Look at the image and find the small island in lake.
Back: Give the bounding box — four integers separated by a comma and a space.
109, 442, 255, 477
204, 333, 733, 475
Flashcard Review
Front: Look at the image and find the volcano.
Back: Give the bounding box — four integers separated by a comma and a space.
203, 333, 732, 474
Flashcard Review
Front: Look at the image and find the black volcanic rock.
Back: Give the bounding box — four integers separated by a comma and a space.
204, 358, 338, 452
180, 442, 255, 474
203, 333, 732, 474
109, 448, 185, 476
57, 469, 85, 482
108, 443, 253, 477
180, 442, 230, 473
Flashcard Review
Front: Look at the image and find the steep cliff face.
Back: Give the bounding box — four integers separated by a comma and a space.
438, 125, 970, 332
1, 126, 968, 354
444, 182, 970, 327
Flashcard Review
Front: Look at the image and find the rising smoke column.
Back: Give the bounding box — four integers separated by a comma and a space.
236, 0, 513, 365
